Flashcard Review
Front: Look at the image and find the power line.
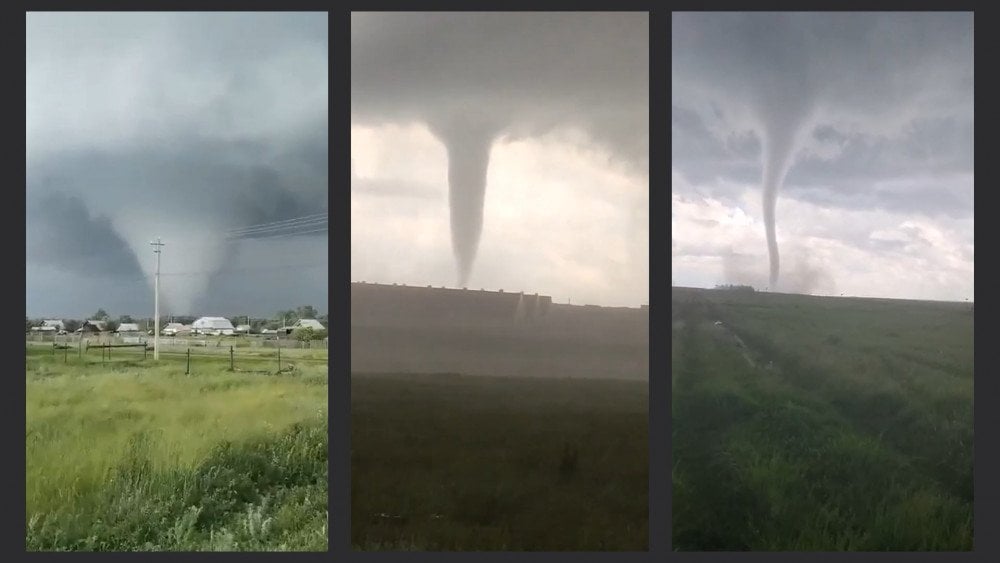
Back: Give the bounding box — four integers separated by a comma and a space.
75, 262, 327, 287
126, 214, 331, 249
229, 226, 328, 241
225, 213, 328, 240
228, 225, 327, 241
158, 263, 327, 277
169, 236, 328, 250
227, 212, 328, 234
227, 219, 327, 238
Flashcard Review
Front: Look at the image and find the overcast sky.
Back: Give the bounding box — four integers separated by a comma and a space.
351, 12, 649, 308
26, 12, 327, 319
672, 12, 973, 301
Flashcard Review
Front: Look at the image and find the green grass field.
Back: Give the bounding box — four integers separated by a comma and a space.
25, 345, 328, 551
351, 373, 648, 551
671, 287, 973, 551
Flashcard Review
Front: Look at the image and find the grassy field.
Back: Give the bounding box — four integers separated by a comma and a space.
25, 345, 328, 551
351, 373, 648, 551
671, 287, 973, 551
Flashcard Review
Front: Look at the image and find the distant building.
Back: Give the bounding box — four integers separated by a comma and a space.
293, 319, 325, 331
235, 324, 253, 334
116, 323, 140, 333
161, 322, 191, 336
273, 318, 326, 336
191, 317, 235, 335
78, 320, 109, 333
351, 282, 552, 329
31, 320, 65, 333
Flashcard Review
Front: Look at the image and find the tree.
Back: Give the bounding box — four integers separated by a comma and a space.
64, 319, 81, 333
25, 317, 32, 332
312, 329, 328, 341
277, 310, 297, 327
105, 319, 119, 333
119, 314, 134, 324
293, 327, 314, 342
91, 309, 109, 320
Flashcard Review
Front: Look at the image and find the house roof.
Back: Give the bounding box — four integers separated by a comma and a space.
293, 319, 325, 330
192, 317, 235, 329
117, 323, 140, 332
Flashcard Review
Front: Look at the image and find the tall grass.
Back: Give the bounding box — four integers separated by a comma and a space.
25, 348, 327, 551
671, 288, 973, 551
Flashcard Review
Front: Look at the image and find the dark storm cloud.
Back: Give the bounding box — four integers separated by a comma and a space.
671, 105, 761, 195
672, 100, 973, 220
26, 12, 327, 316
672, 12, 972, 294
27, 192, 143, 277
352, 12, 648, 166
672, 12, 973, 218
352, 12, 648, 285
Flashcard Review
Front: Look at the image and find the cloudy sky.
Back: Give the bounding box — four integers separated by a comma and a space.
26, 12, 327, 318
672, 12, 973, 301
351, 12, 648, 308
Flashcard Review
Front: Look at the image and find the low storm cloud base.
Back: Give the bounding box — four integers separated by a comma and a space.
26, 12, 328, 317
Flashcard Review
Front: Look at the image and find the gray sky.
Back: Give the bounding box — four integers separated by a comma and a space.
672, 12, 973, 301
351, 12, 649, 307
26, 12, 328, 319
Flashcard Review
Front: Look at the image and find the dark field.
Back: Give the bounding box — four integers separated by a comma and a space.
672, 287, 973, 551
351, 373, 648, 550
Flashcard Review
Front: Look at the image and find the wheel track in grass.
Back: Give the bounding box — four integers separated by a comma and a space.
677, 293, 971, 549
700, 297, 972, 505
672, 293, 769, 550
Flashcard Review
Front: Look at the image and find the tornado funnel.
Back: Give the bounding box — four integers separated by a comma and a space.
431, 116, 499, 287
759, 109, 805, 289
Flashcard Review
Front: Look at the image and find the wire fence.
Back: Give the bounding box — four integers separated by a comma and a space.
27, 335, 327, 376
25, 332, 327, 349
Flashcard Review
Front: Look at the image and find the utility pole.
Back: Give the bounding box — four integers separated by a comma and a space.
151, 238, 164, 360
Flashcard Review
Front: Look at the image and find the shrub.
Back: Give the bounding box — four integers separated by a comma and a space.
292, 328, 314, 342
